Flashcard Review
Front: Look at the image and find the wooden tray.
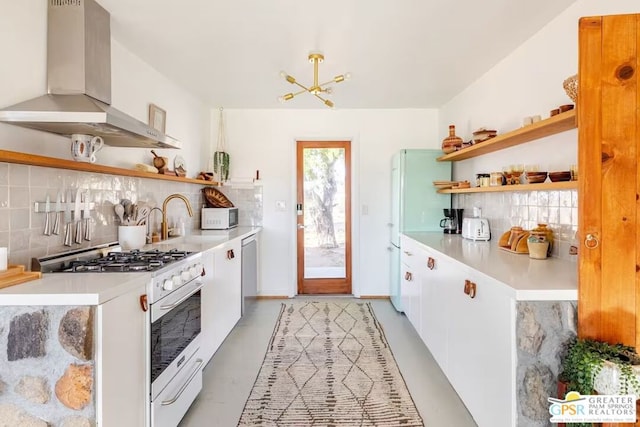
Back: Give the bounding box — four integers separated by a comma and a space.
498, 246, 529, 254
0, 265, 42, 289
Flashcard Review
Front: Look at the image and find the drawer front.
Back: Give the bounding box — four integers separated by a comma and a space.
151, 354, 204, 427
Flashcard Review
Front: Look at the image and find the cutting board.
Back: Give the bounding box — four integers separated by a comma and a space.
0, 265, 42, 289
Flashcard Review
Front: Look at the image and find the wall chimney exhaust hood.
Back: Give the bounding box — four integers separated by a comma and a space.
0, 0, 180, 149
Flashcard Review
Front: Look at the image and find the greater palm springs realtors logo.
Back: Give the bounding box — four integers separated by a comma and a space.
548, 391, 636, 423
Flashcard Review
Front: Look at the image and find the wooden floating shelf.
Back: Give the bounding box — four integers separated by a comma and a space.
0, 149, 222, 186
437, 181, 577, 194
437, 109, 577, 162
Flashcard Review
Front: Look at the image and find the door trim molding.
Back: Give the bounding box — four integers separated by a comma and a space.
296, 140, 352, 294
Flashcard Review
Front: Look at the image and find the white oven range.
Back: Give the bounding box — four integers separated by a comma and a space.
34, 243, 206, 427
148, 252, 204, 427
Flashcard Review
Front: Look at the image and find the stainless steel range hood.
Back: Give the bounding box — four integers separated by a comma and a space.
0, 0, 180, 149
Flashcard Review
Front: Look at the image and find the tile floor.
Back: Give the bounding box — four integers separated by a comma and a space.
179, 297, 478, 426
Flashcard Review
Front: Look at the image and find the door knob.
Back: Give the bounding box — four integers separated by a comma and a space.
584, 233, 599, 249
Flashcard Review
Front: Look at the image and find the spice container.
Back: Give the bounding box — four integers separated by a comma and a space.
476, 173, 490, 187
490, 172, 504, 186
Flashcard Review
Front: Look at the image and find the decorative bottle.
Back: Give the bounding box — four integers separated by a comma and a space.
442, 125, 463, 154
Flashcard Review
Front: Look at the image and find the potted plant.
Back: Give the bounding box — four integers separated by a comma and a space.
558, 337, 640, 427
213, 107, 230, 182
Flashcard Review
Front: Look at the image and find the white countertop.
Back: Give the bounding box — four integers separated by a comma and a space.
0, 226, 261, 306
403, 232, 577, 301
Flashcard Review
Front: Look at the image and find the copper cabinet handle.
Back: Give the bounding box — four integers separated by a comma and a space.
468, 282, 477, 299
405, 271, 413, 281
139, 294, 148, 312
227, 249, 235, 260
427, 257, 435, 270
464, 279, 471, 295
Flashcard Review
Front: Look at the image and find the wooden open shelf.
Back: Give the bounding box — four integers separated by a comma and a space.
0, 149, 221, 186
437, 180, 577, 194
436, 109, 577, 162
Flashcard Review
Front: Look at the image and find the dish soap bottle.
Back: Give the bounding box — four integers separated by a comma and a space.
177, 217, 186, 237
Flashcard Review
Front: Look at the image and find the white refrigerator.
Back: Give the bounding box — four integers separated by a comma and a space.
390, 149, 451, 311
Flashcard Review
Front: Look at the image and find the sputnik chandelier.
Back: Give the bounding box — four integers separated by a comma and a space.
278, 52, 351, 108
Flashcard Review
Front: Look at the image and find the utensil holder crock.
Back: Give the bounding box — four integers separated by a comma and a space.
118, 225, 146, 250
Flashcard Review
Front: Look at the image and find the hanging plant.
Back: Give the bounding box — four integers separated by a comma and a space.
213, 107, 230, 182
213, 151, 230, 182
559, 338, 640, 427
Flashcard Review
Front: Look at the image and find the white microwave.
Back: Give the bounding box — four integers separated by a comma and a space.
201, 207, 239, 229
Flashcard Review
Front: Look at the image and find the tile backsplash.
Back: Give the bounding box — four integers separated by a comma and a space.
0, 163, 263, 269
454, 189, 578, 261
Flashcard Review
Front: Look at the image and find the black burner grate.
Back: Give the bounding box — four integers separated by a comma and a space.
52, 249, 193, 273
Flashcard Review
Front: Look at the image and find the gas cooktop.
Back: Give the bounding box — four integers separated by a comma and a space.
33, 243, 194, 274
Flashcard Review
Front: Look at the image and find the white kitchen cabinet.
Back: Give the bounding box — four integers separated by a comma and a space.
419, 247, 459, 372
446, 270, 515, 427
400, 235, 423, 335
201, 239, 242, 364
404, 235, 516, 427
96, 280, 148, 427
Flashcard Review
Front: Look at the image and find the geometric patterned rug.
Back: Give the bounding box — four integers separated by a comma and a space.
237, 301, 424, 426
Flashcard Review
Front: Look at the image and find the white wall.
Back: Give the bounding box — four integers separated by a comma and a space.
217, 109, 439, 296
0, 1, 211, 174
439, 0, 639, 183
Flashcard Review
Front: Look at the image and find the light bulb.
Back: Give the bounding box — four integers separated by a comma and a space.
344, 72, 352, 80
278, 93, 294, 103
279, 70, 288, 79
325, 87, 333, 94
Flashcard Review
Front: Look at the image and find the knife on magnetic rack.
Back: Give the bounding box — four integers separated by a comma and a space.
52, 191, 61, 235
43, 194, 51, 235
74, 188, 82, 244
83, 191, 91, 241
64, 189, 73, 246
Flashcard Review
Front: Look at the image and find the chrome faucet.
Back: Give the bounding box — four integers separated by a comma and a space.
161, 194, 194, 240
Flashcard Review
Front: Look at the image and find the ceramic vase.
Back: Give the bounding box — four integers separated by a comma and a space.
442, 125, 462, 154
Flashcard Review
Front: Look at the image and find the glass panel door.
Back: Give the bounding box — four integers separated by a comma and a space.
296, 141, 351, 294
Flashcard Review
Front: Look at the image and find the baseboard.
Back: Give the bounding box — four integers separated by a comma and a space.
359, 295, 390, 299
255, 295, 290, 300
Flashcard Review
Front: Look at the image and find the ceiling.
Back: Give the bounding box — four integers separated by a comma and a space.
98, 0, 576, 109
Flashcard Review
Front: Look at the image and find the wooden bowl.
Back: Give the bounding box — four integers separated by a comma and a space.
548, 171, 572, 182
526, 175, 547, 184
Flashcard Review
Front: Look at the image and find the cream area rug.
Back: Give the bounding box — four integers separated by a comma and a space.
238, 301, 424, 426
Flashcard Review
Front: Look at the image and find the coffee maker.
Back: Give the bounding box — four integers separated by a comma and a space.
440, 208, 464, 234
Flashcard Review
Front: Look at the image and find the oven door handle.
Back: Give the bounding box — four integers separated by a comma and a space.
159, 282, 203, 311
160, 358, 204, 406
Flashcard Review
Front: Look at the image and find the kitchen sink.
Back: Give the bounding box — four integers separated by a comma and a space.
149, 234, 228, 251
